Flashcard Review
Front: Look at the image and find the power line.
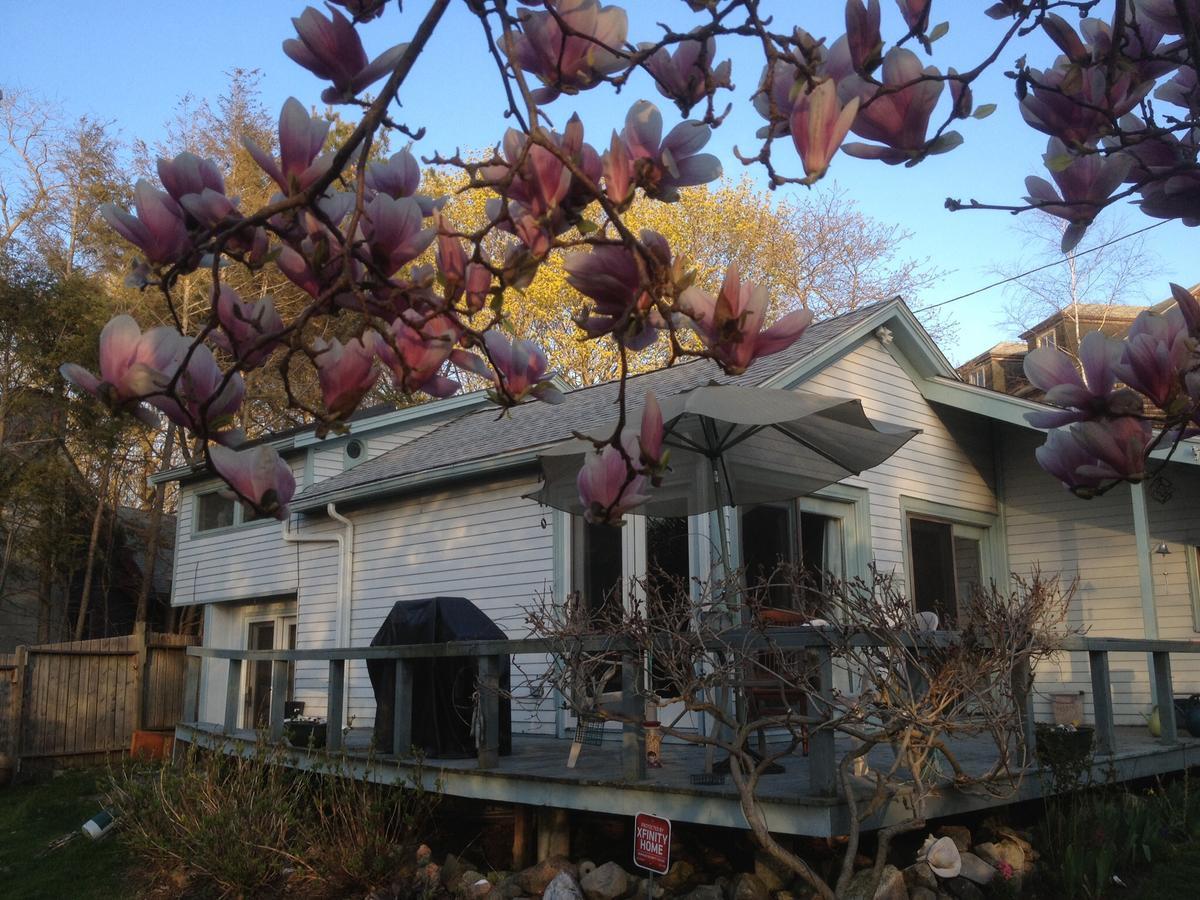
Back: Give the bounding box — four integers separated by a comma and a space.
912, 219, 1169, 313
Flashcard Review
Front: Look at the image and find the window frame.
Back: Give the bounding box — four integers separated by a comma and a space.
1185, 545, 1200, 632
192, 487, 274, 536
240, 606, 298, 730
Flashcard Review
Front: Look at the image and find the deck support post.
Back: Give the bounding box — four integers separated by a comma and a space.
1152, 651, 1177, 744
182, 652, 201, 724
1012, 654, 1036, 761
327, 659, 345, 752
512, 805, 535, 870
1130, 482, 1160, 707
223, 658, 242, 733
477, 654, 500, 769
536, 807, 570, 860
621, 651, 646, 782
269, 659, 288, 743
808, 646, 836, 798
1088, 650, 1116, 754
393, 659, 413, 757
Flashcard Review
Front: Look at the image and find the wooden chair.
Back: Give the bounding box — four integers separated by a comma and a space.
742, 607, 814, 758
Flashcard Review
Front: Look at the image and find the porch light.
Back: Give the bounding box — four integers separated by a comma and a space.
1154, 542, 1171, 556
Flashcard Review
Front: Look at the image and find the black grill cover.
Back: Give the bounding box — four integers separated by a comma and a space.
367, 597, 512, 758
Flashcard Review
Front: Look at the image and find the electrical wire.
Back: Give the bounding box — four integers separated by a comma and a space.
912, 219, 1169, 313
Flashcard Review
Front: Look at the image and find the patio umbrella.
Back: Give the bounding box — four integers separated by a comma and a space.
529, 383, 920, 564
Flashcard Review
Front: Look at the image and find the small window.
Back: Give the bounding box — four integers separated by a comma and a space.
969, 367, 987, 387
343, 438, 367, 469
1038, 331, 1058, 348
908, 517, 984, 626
196, 492, 236, 532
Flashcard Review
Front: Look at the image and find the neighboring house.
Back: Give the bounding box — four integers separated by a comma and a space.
159, 298, 1200, 734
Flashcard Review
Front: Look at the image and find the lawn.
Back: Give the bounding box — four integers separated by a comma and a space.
0, 768, 135, 900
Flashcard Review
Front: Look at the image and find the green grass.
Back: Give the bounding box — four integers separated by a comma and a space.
0, 769, 136, 900
1128, 840, 1200, 899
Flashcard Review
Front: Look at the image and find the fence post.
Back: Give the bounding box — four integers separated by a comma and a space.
477, 654, 500, 769
269, 659, 288, 743
327, 659, 345, 752
132, 623, 149, 733
10, 646, 27, 769
1012, 654, 1037, 761
224, 658, 243, 734
808, 645, 836, 798
1152, 652, 1177, 744
621, 651, 646, 782
1088, 650, 1116, 754
393, 659, 413, 757
182, 652, 201, 724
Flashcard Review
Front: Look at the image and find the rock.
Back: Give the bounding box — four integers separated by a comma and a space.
579, 861, 597, 879
662, 860, 697, 893
518, 857, 578, 896
444, 854, 467, 888
727, 873, 771, 900
956, 855, 993, 887
909, 889, 936, 900
630, 876, 666, 899
416, 844, 433, 866
903, 863, 937, 891
495, 875, 526, 899
456, 870, 487, 898
973, 841, 1025, 875
933, 826, 971, 854
843, 865, 908, 900
544, 872, 584, 900
686, 887, 725, 900
419, 863, 442, 887
581, 862, 630, 900
468, 878, 494, 900
753, 854, 789, 893
941, 876, 984, 900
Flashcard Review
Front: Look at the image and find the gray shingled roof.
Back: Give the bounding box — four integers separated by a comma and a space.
293, 300, 895, 510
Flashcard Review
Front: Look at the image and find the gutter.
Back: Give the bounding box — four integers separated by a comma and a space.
281, 502, 354, 715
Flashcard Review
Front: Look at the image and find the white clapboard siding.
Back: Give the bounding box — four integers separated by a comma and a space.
344, 475, 558, 734
308, 420, 456, 486
798, 338, 998, 581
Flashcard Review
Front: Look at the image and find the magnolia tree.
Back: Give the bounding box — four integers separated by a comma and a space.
58, 0, 1200, 517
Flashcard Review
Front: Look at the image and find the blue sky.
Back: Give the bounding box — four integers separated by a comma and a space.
3, 1, 1194, 362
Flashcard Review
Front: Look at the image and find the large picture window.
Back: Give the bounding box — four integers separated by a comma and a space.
740, 501, 845, 612
906, 514, 989, 626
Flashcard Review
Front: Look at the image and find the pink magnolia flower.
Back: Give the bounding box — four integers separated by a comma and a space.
283, 4, 408, 103
1130, 0, 1200, 36
1035, 428, 1108, 495
679, 264, 813, 376
101, 180, 191, 266
1115, 307, 1193, 409
313, 334, 380, 421
1020, 63, 1152, 147
150, 343, 246, 446
1171, 282, 1200, 334
328, 0, 386, 20
577, 438, 651, 525
156, 152, 225, 205
209, 444, 297, 520
1023, 331, 1142, 427
565, 230, 674, 351
464, 263, 492, 313
620, 100, 723, 201
790, 78, 861, 184
245, 97, 331, 195
366, 148, 443, 217
845, 0, 883, 74
362, 194, 436, 277
209, 285, 285, 368
1072, 417, 1153, 482
638, 391, 667, 479
642, 34, 732, 114
841, 47, 949, 165
60, 315, 187, 426
895, 0, 931, 34
502, 0, 629, 103
602, 130, 635, 205
1024, 138, 1133, 251
377, 314, 463, 398
465, 331, 563, 407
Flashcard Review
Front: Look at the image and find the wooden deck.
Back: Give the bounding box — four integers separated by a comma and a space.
176, 722, 1200, 837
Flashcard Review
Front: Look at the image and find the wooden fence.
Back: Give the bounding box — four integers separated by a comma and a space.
2, 628, 194, 767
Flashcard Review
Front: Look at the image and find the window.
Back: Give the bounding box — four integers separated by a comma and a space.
243, 614, 297, 729
969, 367, 987, 387
741, 503, 844, 612
1038, 330, 1058, 349
343, 438, 367, 470
908, 517, 985, 626
572, 519, 625, 625
196, 492, 236, 532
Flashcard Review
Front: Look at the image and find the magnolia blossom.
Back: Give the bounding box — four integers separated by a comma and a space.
565, 230, 675, 350
245, 97, 331, 194
313, 335, 380, 420
377, 315, 463, 398
602, 130, 635, 205
680, 264, 813, 376
577, 438, 651, 525
150, 343, 246, 446
1116, 307, 1194, 409
1024, 138, 1133, 250
790, 78, 860, 184
642, 34, 732, 113
209, 285, 285, 368
895, 0, 931, 33
60, 315, 186, 426
157, 152, 225, 205
620, 100, 722, 201
209, 444, 296, 520
638, 391, 666, 479
1035, 418, 1152, 496
502, 0, 628, 103
1020, 63, 1152, 147
362, 194, 436, 277
466, 331, 563, 406
841, 47, 949, 165
100, 180, 190, 266
845, 0, 883, 74
1022, 331, 1142, 427
283, 4, 408, 103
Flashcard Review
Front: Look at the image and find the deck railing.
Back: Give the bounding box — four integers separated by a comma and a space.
182, 631, 1200, 797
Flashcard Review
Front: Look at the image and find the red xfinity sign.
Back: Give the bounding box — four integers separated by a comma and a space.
633, 812, 671, 875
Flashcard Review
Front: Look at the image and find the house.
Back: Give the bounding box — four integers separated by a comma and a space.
160, 297, 1200, 746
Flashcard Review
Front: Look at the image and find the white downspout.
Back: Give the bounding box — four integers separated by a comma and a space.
280, 502, 355, 718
